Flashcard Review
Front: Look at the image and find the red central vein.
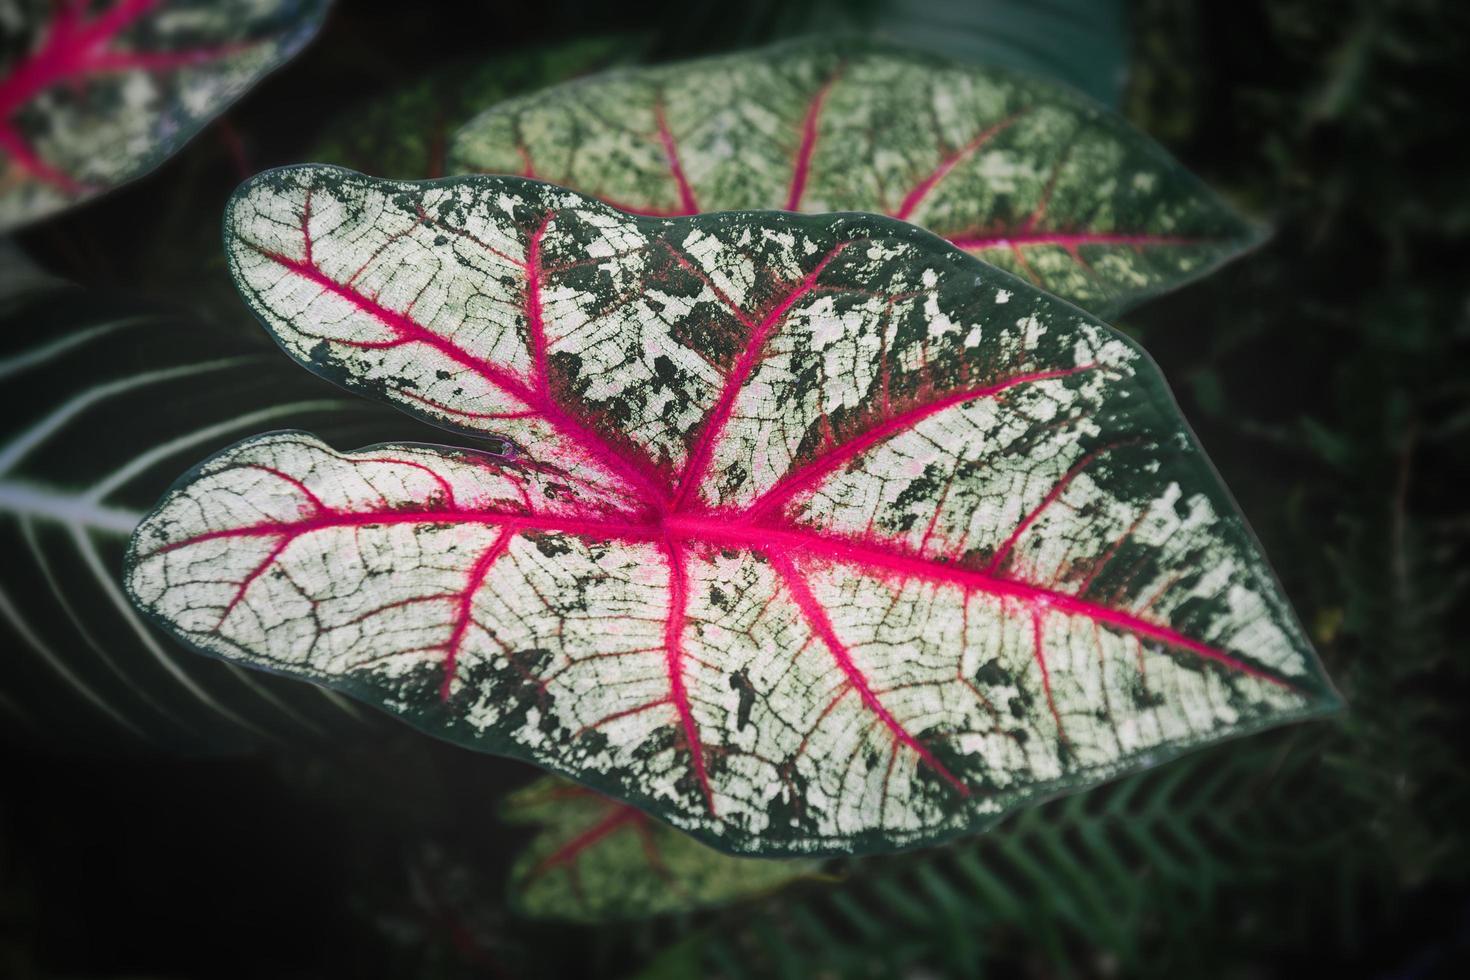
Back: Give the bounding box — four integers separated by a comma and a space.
172, 500, 1293, 691
653, 102, 699, 214
670, 242, 852, 510
663, 538, 715, 814
785, 71, 840, 211
891, 112, 1026, 221
257, 248, 670, 509
0, 1, 157, 116
441, 527, 516, 701
742, 365, 1099, 523
151, 508, 661, 557
765, 549, 970, 796
697, 520, 1293, 688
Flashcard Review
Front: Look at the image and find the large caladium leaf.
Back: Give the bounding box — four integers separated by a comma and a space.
450, 38, 1261, 317
125, 166, 1337, 855
505, 776, 816, 921
0, 249, 424, 751
0, 0, 329, 231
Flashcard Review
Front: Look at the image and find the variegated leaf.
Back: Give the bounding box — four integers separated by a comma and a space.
0, 0, 328, 231
125, 166, 1337, 855
450, 38, 1261, 317
0, 248, 425, 751
505, 776, 816, 921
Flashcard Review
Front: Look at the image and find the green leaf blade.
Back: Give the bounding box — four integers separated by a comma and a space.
450, 39, 1263, 316
0, 0, 330, 231
505, 776, 817, 921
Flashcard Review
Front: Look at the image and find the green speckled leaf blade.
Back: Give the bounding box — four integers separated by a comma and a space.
125, 166, 1335, 856
0, 0, 329, 231
504, 776, 817, 921
451, 38, 1261, 317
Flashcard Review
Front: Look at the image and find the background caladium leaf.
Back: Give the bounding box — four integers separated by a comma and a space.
309, 36, 638, 181
125, 166, 1337, 855
0, 0, 329, 232
0, 244, 436, 752
449, 38, 1261, 318
504, 776, 817, 921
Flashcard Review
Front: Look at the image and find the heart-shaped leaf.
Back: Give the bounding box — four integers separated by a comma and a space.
0, 251, 421, 751
505, 776, 817, 921
0, 0, 329, 231
450, 38, 1261, 317
126, 166, 1337, 855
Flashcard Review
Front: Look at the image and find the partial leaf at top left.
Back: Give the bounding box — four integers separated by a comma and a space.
0, 0, 330, 231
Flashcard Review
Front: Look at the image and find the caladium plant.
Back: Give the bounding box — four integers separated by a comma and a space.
505, 776, 816, 921
125, 166, 1337, 856
0, 0, 329, 231
450, 38, 1262, 317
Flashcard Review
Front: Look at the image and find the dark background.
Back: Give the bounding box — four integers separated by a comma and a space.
3, 0, 1468, 977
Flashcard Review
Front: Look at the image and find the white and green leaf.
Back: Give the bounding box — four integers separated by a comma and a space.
451, 38, 1262, 317
125, 166, 1336, 855
0, 0, 329, 231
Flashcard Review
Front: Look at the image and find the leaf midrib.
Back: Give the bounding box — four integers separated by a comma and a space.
146, 494, 1300, 692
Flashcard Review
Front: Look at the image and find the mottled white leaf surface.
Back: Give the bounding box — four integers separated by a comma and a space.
452, 39, 1262, 316
126, 167, 1337, 855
